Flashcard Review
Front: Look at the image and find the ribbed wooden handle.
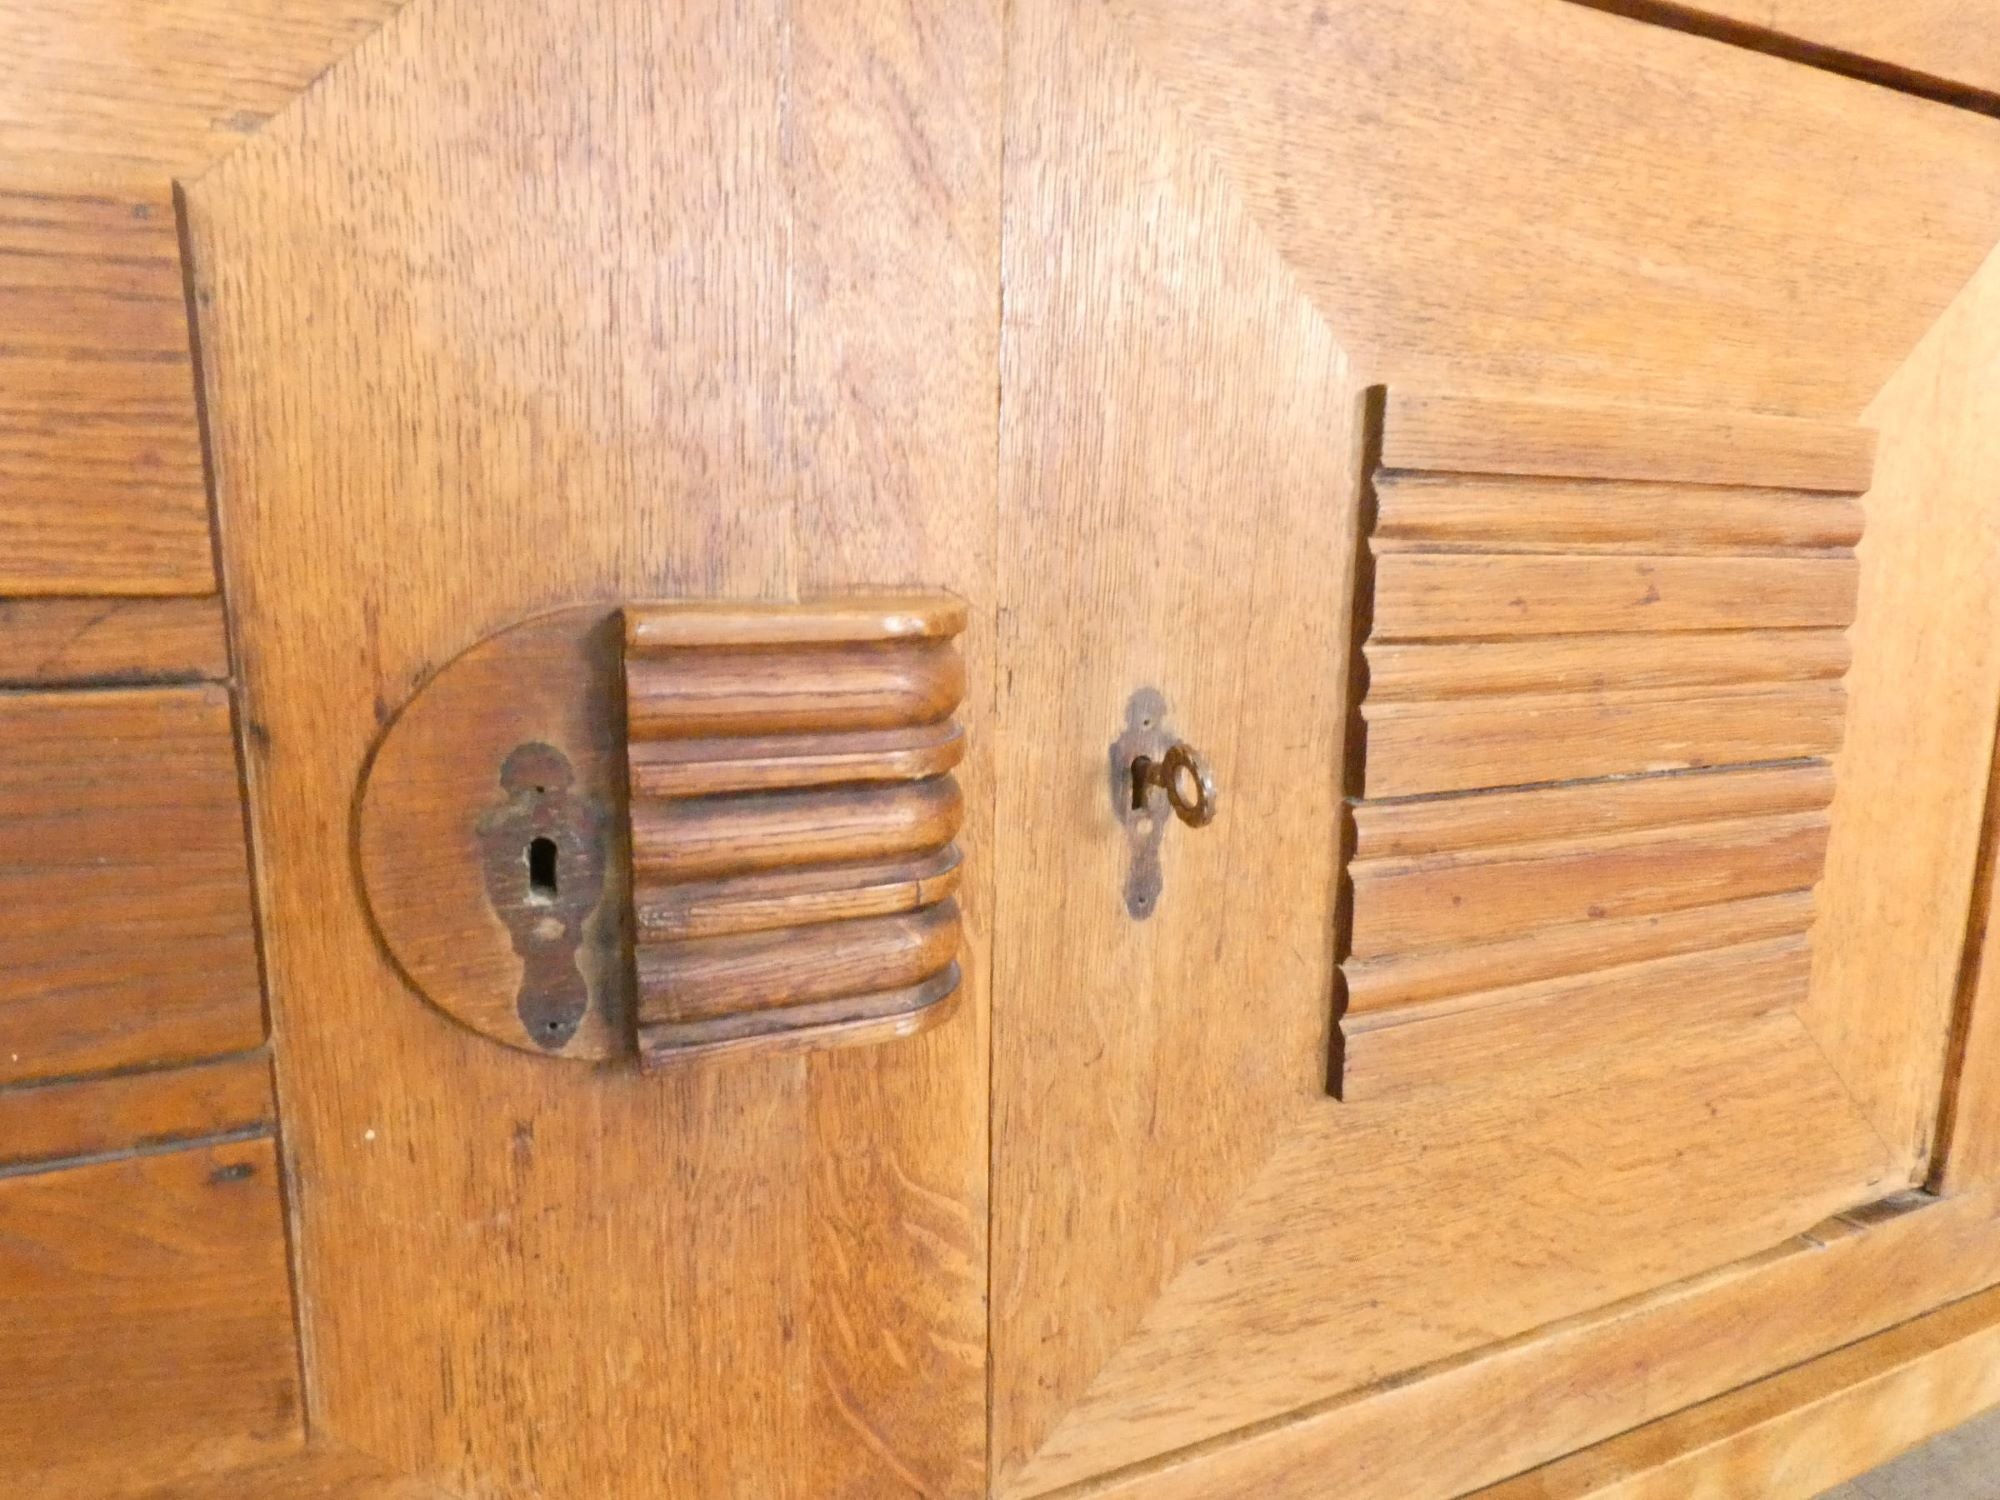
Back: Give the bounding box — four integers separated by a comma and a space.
623, 595, 968, 1065
355, 594, 968, 1067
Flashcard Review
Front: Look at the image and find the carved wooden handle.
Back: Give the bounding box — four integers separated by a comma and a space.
623, 597, 967, 1065
357, 594, 968, 1067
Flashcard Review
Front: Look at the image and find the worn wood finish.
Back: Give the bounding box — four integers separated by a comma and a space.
1362, 685, 1847, 797
632, 778, 964, 878
0, 174, 213, 595
0, 1139, 300, 1497
1807, 241, 2000, 1172
1343, 933, 1814, 1091
1372, 477, 1866, 552
1340, 390, 1863, 1052
626, 596, 967, 1063
186, 0, 998, 1493
1364, 631, 1851, 703
0, 686, 263, 1086
1349, 811, 1829, 960
1370, 554, 1859, 641
0, 0, 408, 595
1065, 1189, 2000, 1500
1379, 392, 1876, 491
358, 606, 631, 1062
0, 596, 229, 685
0, 1051, 273, 1174
1472, 1281, 2000, 1500
1350, 761, 1836, 861
1345, 889, 1817, 1017
637, 848, 964, 942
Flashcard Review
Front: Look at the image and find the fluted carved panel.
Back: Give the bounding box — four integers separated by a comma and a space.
1340, 390, 1873, 1059
624, 596, 968, 1065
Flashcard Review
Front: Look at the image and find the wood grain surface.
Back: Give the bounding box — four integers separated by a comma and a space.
1380, 392, 1877, 490
1806, 240, 2000, 1173
128, 1443, 453, 1500
185, 0, 998, 1492
0, 1139, 300, 1497
1613, 1, 2000, 103
0, 0, 407, 595
1072, 1189, 2000, 1500
0, 1050, 273, 1174
0, 596, 229, 685
1471, 1279, 2000, 1500
1104, 0, 2000, 419
0, 687, 263, 1086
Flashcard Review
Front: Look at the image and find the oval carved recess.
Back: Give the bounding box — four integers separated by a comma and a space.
357, 595, 968, 1065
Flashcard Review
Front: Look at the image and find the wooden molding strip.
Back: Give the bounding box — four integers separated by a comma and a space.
1470, 1279, 2000, 1499
1364, 630, 1850, 703
1370, 553, 1860, 641
1360, 682, 1848, 797
1049, 1188, 2000, 1500
1379, 392, 1877, 492
1372, 475, 1865, 552
1350, 761, 1835, 861
1348, 808, 1830, 960
0, 596, 229, 686
0, 1051, 274, 1176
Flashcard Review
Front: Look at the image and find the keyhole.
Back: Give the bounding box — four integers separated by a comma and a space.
1130, 755, 1154, 811
526, 836, 559, 900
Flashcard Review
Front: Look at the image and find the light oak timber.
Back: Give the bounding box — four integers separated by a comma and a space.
0, 174, 214, 596
1343, 933, 1814, 1095
625, 594, 968, 648
0, 1051, 273, 1174
1933, 617, 2000, 1191
0, 596, 229, 685
1004, 935, 1897, 1493
0, 686, 263, 1085
185, 0, 998, 1489
1613, 1, 2000, 105
1805, 239, 2000, 1172
1349, 761, 1835, 861
129, 1442, 453, 1500
625, 638, 965, 739
1106, 0, 2000, 420
1471, 1281, 2000, 1500
995, 0, 1363, 1479
0, 1, 408, 595
0, 1139, 300, 1497
1371, 475, 1866, 552
639, 966, 964, 1067
1378, 392, 1875, 491
1364, 631, 1850, 703
636, 902, 961, 1024
631, 778, 964, 881
1369, 553, 1860, 641
1348, 809, 1829, 959
636, 848, 965, 942
1057, 1189, 2000, 1500
1361, 682, 1848, 797
627, 722, 965, 798
1344, 888, 1817, 1017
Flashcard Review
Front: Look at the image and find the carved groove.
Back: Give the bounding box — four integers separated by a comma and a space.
1338, 392, 1871, 1072
624, 595, 968, 1066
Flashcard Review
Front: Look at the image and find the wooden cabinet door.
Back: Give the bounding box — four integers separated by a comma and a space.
165, 0, 2000, 1497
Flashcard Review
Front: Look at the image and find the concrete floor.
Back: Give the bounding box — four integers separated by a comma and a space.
1822, 1405, 2000, 1497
